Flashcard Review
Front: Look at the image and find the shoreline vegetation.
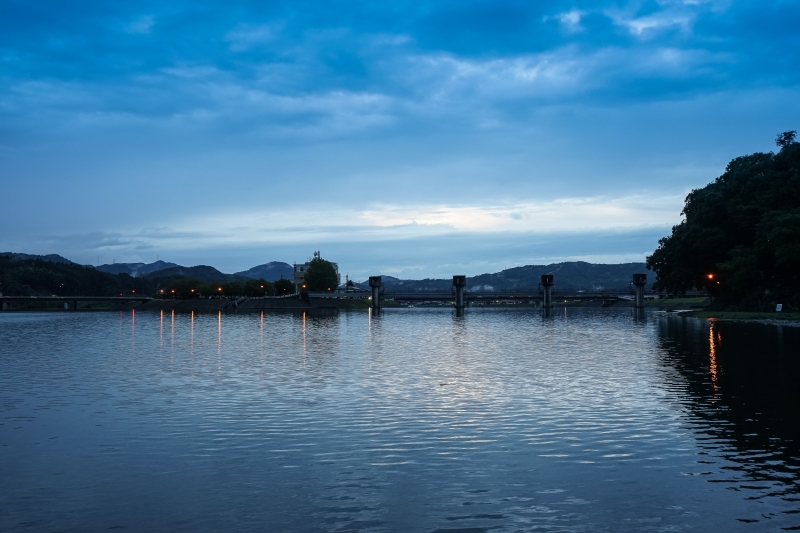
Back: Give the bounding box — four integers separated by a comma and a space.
687, 310, 800, 323
647, 133, 800, 313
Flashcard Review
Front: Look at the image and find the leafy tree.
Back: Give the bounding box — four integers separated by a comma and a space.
244, 278, 273, 296
274, 278, 294, 296
647, 135, 800, 310
776, 130, 797, 148
163, 278, 202, 298
303, 257, 338, 291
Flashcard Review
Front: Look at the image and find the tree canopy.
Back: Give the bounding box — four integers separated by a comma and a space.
160, 278, 274, 298
274, 278, 294, 295
647, 135, 800, 310
303, 258, 338, 291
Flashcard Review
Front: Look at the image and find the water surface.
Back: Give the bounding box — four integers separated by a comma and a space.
1, 308, 799, 532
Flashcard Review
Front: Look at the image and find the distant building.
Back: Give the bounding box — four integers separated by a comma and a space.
293, 251, 341, 293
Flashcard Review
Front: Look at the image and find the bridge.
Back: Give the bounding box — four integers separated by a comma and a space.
312, 289, 642, 303
327, 274, 657, 313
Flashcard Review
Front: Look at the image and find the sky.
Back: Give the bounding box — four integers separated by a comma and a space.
2, 0, 799, 279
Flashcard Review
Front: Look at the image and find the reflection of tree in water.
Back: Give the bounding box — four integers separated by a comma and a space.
656, 317, 800, 507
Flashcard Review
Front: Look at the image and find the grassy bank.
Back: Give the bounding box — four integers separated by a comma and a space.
644, 296, 710, 310
692, 310, 800, 321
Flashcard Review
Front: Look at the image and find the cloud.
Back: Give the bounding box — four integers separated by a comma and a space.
547, 10, 585, 33
18, 195, 681, 260
126, 15, 155, 35
225, 23, 280, 51
611, 12, 692, 36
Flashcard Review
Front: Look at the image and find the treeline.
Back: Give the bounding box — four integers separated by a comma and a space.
0, 255, 152, 296
647, 132, 800, 311
160, 277, 294, 298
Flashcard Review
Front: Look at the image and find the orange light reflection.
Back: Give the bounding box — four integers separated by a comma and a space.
709, 322, 719, 391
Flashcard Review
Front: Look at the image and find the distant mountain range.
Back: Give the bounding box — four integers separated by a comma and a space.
93, 260, 294, 282
356, 262, 652, 291
95, 260, 180, 277
142, 265, 242, 283
1, 252, 75, 264
2, 253, 651, 290
234, 262, 293, 281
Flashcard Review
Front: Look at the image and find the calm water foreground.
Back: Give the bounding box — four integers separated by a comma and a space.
1, 308, 799, 532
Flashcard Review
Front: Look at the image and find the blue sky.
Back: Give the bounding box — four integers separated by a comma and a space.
2, 0, 799, 279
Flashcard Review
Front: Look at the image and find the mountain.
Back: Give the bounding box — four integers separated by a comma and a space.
0, 255, 153, 297
235, 262, 293, 282
1, 252, 75, 264
96, 260, 180, 277
143, 265, 247, 284
358, 261, 652, 291
467, 262, 651, 291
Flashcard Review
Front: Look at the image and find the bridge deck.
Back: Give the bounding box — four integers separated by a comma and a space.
313, 290, 647, 301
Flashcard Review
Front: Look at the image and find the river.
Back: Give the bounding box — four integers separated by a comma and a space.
1, 308, 799, 532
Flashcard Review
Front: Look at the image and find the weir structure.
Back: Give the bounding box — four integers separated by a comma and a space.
452, 275, 466, 311
541, 274, 554, 309
632, 273, 647, 309
369, 276, 382, 312
348, 272, 657, 311
452, 275, 467, 317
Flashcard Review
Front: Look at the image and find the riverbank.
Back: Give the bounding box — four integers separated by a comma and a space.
683, 310, 800, 327
0, 294, 724, 312
136, 297, 402, 312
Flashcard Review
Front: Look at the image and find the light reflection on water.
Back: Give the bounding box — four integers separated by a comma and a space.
1, 308, 799, 532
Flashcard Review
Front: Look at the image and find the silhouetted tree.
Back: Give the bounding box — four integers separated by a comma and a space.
776, 130, 797, 148
304, 258, 338, 291
274, 278, 294, 295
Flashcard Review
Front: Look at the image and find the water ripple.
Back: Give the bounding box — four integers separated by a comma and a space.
0, 308, 799, 531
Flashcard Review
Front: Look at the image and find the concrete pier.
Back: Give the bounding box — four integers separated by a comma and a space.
541, 274, 554, 308
452, 275, 466, 311
369, 276, 382, 311
632, 273, 647, 309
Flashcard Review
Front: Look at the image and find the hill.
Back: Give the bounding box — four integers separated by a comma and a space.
0, 254, 152, 296
235, 262, 293, 282
357, 262, 651, 291
143, 265, 247, 284
96, 260, 180, 277
0, 252, 75, 264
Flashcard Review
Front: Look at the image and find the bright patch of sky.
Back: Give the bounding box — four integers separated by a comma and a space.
1, 0, 799, 278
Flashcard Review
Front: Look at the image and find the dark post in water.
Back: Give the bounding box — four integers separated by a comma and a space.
541, 274, 554, 308
369, 276, 382, 311
632, 273, 647, 309
452, 275, 466, 311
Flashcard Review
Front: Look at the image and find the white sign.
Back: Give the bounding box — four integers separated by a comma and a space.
776, 304, 783, 312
